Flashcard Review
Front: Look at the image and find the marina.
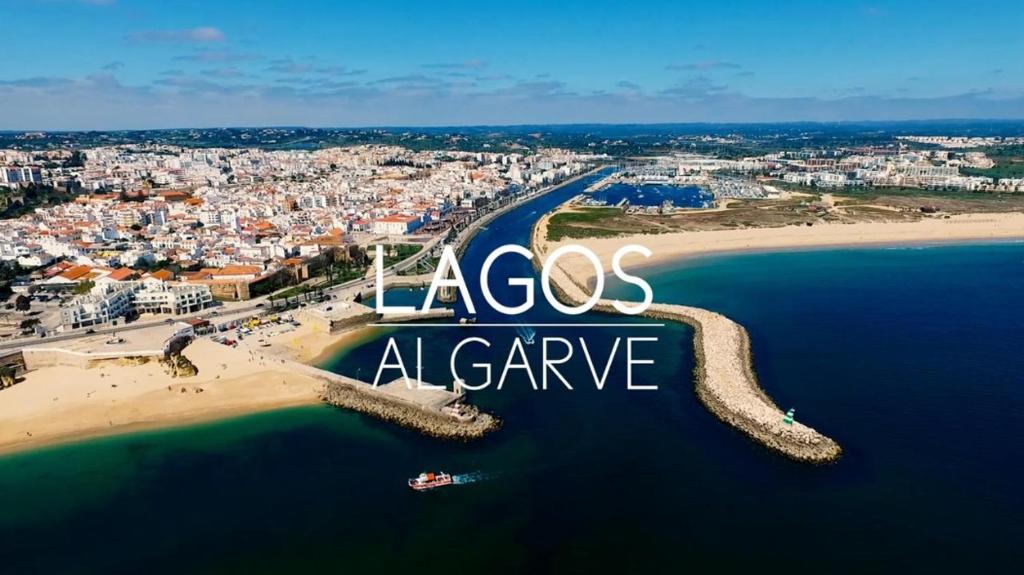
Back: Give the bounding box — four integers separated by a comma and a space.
588, 183, 714, 209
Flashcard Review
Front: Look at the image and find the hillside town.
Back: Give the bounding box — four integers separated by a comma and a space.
0, 145, 591, 337
2, 134, 1022, 339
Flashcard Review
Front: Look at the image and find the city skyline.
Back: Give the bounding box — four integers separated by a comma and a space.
3, 0, 1024, 128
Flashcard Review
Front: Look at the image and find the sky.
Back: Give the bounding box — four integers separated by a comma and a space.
2, 0, 1022, 129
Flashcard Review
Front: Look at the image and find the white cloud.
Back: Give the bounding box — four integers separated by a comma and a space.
1, 73, 1022, 129
125, 27, 226, 44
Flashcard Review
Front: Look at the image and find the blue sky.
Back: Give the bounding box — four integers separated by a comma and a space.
2, 0, 1022, 129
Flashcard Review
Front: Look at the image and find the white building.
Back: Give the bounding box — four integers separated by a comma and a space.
59, 283, 136, 329
133, 281, 214, 315
60, 280, 214, 329
1, 166, 42, 187
372, 214, 424, 235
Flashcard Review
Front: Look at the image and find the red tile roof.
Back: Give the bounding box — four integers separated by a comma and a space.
60, 265, 93, 281
106, 268, 136, 281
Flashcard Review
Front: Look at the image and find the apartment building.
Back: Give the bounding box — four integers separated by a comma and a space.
133, 282, 214, 315
60, 280, 214, 330
0, 165, 42, 187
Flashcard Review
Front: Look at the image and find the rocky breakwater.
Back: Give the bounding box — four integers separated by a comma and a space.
318, 379, 500, 440
531, 214, 841, 463
638, 303, 841, 463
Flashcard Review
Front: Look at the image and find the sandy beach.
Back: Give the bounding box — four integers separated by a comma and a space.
262, 322, 380, 365
540, 212, 1024, 277
0, 336, 338, 456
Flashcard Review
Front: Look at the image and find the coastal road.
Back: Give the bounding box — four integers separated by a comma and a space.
0, 301, 265, 351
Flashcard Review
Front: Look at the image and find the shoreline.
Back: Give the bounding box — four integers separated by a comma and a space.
0, 339, 326, 457
595, 236, 1024, 289
549, 212, 1024, 279
0, 395, 322, 458
0, 316, 492, 457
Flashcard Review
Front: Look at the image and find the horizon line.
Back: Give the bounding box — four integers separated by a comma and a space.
5, 118, 1024, 135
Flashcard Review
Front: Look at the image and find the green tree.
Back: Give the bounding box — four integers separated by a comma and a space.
14, 294, 30, 313
63, 150, 86, 168
74, 280, 96, 295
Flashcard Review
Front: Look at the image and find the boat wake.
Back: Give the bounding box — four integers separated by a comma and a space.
515, 324, 536, 345
451, 471, 497, 485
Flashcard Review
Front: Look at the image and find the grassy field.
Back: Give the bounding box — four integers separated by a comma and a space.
367, 243, 423, 267
546, 208, 639, 241
960, 146, 1024, 180
543, 180, 1024, 240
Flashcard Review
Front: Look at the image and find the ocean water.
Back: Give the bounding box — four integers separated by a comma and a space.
1, 171, 1022, 573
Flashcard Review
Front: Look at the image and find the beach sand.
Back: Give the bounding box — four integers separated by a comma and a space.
540, 212, 1024, 277
262, 322, 381, 366
0, 338, 329, 456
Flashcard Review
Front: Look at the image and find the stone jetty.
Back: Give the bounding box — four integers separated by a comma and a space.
637, 303, 840, 462
319, 378, 500, 440
532, 214, 842, 463
276, 353, 499, 440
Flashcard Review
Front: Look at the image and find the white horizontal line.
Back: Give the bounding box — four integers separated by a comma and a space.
369, 323, 665, 328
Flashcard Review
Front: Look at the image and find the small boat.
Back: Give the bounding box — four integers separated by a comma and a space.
408, 471, 453, 491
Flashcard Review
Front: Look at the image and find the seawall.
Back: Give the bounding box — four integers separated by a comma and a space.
454, 165, 609, 259
22, 347, 166, 370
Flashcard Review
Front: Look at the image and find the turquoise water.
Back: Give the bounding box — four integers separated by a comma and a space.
1, 170, 1023, 572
